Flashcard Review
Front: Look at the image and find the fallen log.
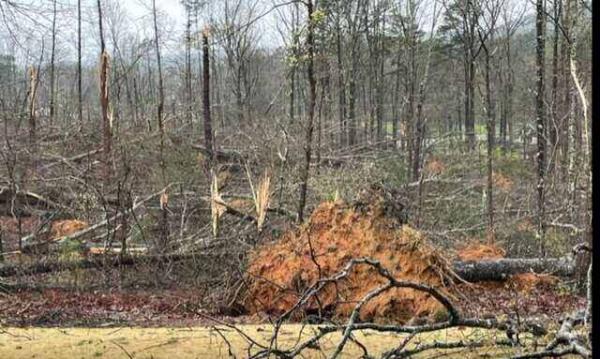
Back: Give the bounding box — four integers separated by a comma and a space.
0, 254, 576, 280
452, 257, 576, 282
0, 253, 202, 277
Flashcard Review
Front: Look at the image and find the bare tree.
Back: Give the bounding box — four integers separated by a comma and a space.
535, 0, 547, 254
213, 0, 260, 124
477, 0, 503, 241
97, 0, 112, 182
77, 0, 83, 128
49, 0, 57, 126
297, 0, 316, 223
202, 29, 214, 159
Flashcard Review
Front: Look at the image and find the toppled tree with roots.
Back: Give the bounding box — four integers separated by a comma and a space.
244, 187, 458, 323
237, 186, 591, 358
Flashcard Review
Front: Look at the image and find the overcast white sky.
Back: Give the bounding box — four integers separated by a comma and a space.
0, 0, 534, 65
123, 0, 187, 29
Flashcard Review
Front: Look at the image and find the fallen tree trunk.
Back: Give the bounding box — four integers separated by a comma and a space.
0, 253, 202, 277
452, 257, 576, 282
0, 254, 576, 280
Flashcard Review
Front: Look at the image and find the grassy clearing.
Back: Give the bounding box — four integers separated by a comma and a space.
0, 325, 534, 358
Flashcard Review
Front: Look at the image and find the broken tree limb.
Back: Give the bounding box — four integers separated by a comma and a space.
0, 187, 65, 216
453, 257, 576, 282
191, 144, 245, 163
21, 184, 176, 251
39, 147, 103, 171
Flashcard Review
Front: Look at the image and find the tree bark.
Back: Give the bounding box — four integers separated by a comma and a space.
185, 7, 193, 128
336, 18, 346, 147
77, 0, 83, 128
202, 31, 214, 161
49, 0, 57, 126
97, 0, 112, 182
297, 0, 316, 223
535, 0, 547, 255
453, 257, 575, 282
549, 0, 561, 174
0, 255, 576, 280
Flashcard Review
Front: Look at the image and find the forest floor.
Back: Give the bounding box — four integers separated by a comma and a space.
0, 281, 584, 328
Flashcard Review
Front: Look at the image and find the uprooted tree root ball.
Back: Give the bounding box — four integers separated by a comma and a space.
242, 193, 461, 324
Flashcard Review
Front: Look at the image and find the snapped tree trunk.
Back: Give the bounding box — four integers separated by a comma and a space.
97, 0, 112, 182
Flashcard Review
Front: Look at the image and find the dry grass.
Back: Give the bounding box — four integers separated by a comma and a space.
0, 325, 522, 358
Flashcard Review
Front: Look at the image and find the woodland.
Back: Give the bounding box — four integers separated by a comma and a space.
0, 0, 593, 357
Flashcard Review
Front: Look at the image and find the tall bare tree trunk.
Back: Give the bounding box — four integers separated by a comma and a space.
152, 0, 168, 250
97, 0, 112, 183
77, 0, 83, 128
185, 8, 193, 128
482, 39, 496, 242
28, 66, 39, 157
152, 0, 166, 179
348, 57, 357, 146
297, 0, 316, 223
202, 31, 214, 159
501, 23, 514, 151
535, 0, 547, 255
392, 38, 402, 148
49, 0, 57, 126
549, 0, 561, 174
463, 0, 477, 151
375, 14, 385, 144
336, 21, 346, 147
406, 25, 416, 178
560, 0, 572, 182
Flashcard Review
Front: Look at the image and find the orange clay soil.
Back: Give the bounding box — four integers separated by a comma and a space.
243, 198, 459, 324
50, 219, 88, 239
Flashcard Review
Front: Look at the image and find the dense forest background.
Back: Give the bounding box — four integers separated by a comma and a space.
0, 0, 591, 254
0, 0, 593, 357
